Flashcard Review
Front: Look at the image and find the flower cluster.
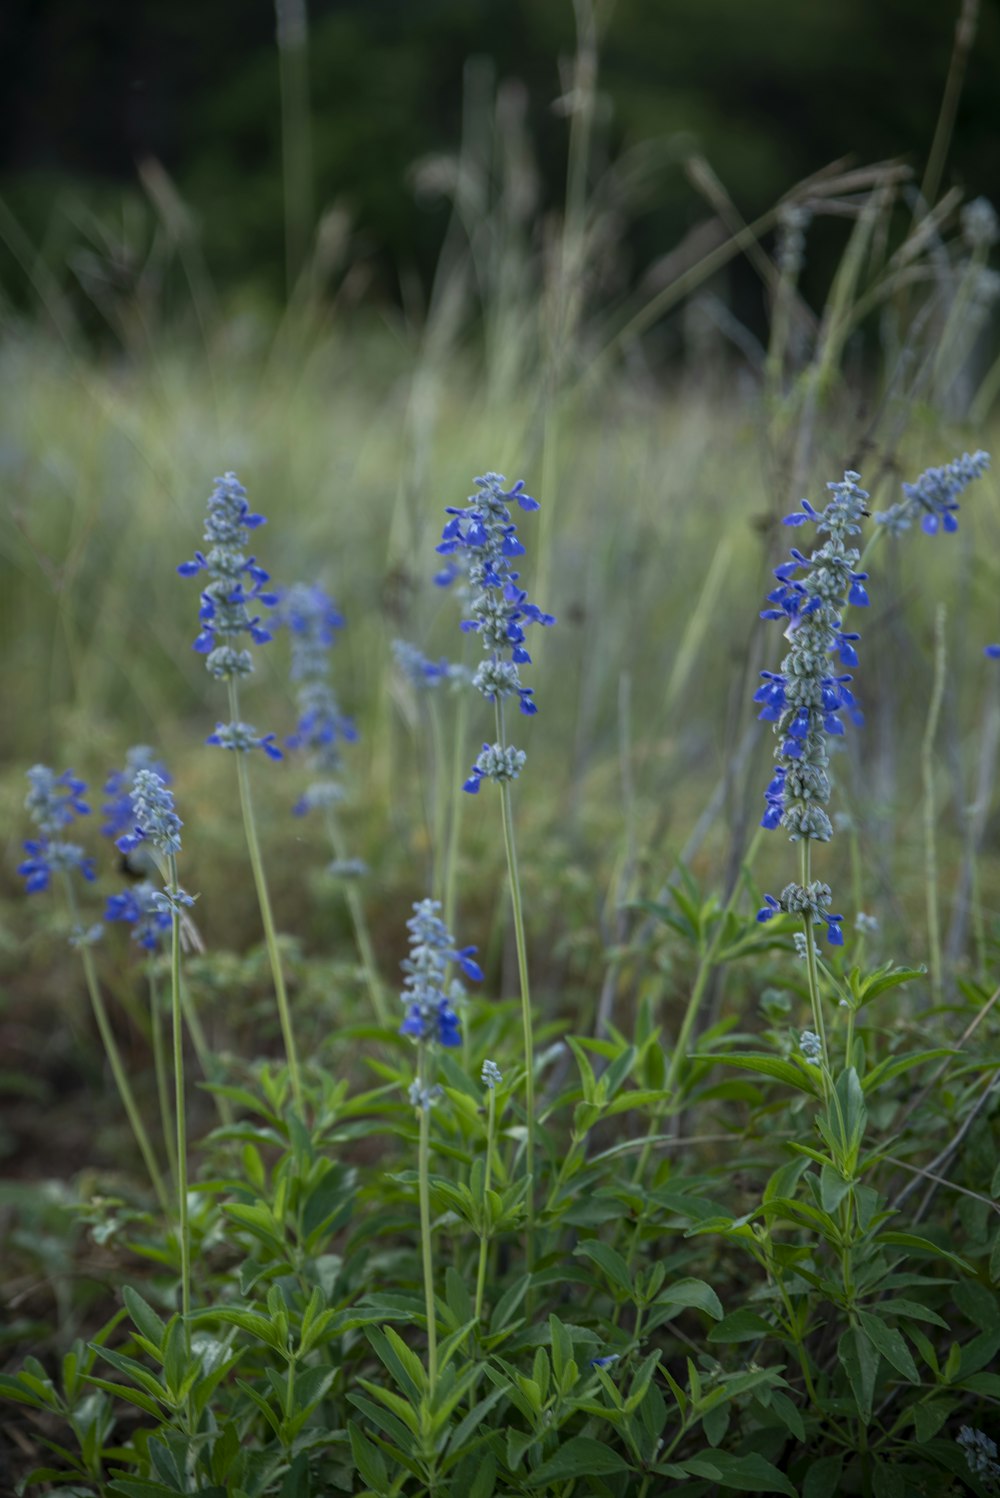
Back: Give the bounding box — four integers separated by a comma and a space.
116, 769, 183, 858
392, 639, 470, 692
957, 1426, 1000, 1485
105, 883, 172, 951
755, 471, 869, 843
961, 197, 999, 252
437, 472, 554, 788
874, 451, 990, 537
463, 741, 527, 794
178, 471, 281, 757
103, 746, 170, 845
399, 898, 482, 1049
758, 881, 844, 947
277, 582, 357, 814
19, 766, 95, 893
799, 1029, 823, 1066
113, 771, 195, 922
481, 1059, 503, 1088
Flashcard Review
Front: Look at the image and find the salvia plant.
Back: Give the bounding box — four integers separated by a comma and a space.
4, 447, 1000, 1498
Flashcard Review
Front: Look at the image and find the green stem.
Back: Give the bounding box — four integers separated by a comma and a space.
228, 678, 304, 1111
444, 689, 469, 940
63, 878, 170, 1215
474, 1083, 496, 1324
323, 806, 389, 1026
800, 842, 830, 1098
922, 605, 947, 1004
494, 698, 535, 1280
147, 965, 178, 1185
654, 825, 765, 1143
417, 1044, 438, 1386
167, 855, 191, 1336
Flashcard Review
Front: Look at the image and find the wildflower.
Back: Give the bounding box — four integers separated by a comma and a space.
178, 471, 280, 753
438, 472, 554, 787
408, 1080, 443, 1111
957, 1426, 1000, 1485
590, 1355, 621, 1369
481, 1059, 503, 1088
116, 770, 183, 858
874, 451, 990, 537
755, 472, 869, 841
206, 722, 283, 759
463, 742, 527, 794
399, 898, 482, 1048
106, 883, 173, 951
102, 747, 170, 845
276, 583, 357, 808
799, 1030, 823, 1066
68, 923, 104, 949
392, 639, 450, 688
776, 202, 810, 275
855, 911, 879, 935
326, 857, 369, 879
19, 767, 95, 893
986, 645, 1000, 659
757, 881, 844, 947
961, 197, 999, 252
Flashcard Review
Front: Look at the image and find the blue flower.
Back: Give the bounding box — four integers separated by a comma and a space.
276, 583, 358, 807
758, 882, 844, 945
755, 471, 870, 843
116, 770, 183, 858
102, 747, 170, 843
179, 472, 280, 756
874, 451, 990, 537
398, 898, 482, 1048
106, 883, 173, 950
25, 766, 90, 835
439, 472, 554, 786
19, 767, 96, 893
481, 1059, 503, 1088
206, 722, 284, 759
986, 645, 1000, 659
463, 742, 527, 794
590, 1355, 621, 1369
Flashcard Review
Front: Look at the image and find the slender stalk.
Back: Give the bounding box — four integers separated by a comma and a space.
167, 855, 190, 1335
147, 965, 178, 1185
494, 699, 535, 1277
443, 689, 470, 940
428, 694, 448, 903
800, 841, 830, 1097
63, 878, 170, 1215
227, 678, 304, 1111
274, 0, 313, 299
664, 825, 765, 1102
323, 806, 389, 1026
416, 1044, 438, 1386
474, 1082, 496, 1324
921, 606, 947, 1004
919, 0, 980, 214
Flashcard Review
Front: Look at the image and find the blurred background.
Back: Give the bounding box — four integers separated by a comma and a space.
1, 0, 998, 324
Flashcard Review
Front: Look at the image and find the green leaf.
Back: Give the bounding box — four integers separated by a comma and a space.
707, 1309, 774, 1343
767, 1389, 805, 1442
913, 1401, 950, 1442
861, 1048, 954, 1093
526, 1436, 631, 1485
857, 1312, 918, 1382
349, 1420, 388, 1492
802, 1457, 843, 1498
877, 1231, 972, 1273
838, 1327, 877, 1424
685, 1450, 796, 1494
123, 1287, 166, 1353
694, 1052, 821, 1097
573, 1240, 633, 1299
657, 1278, 723, 1320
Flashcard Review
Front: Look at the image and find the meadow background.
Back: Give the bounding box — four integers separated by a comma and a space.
2, 1, 1000, 1494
